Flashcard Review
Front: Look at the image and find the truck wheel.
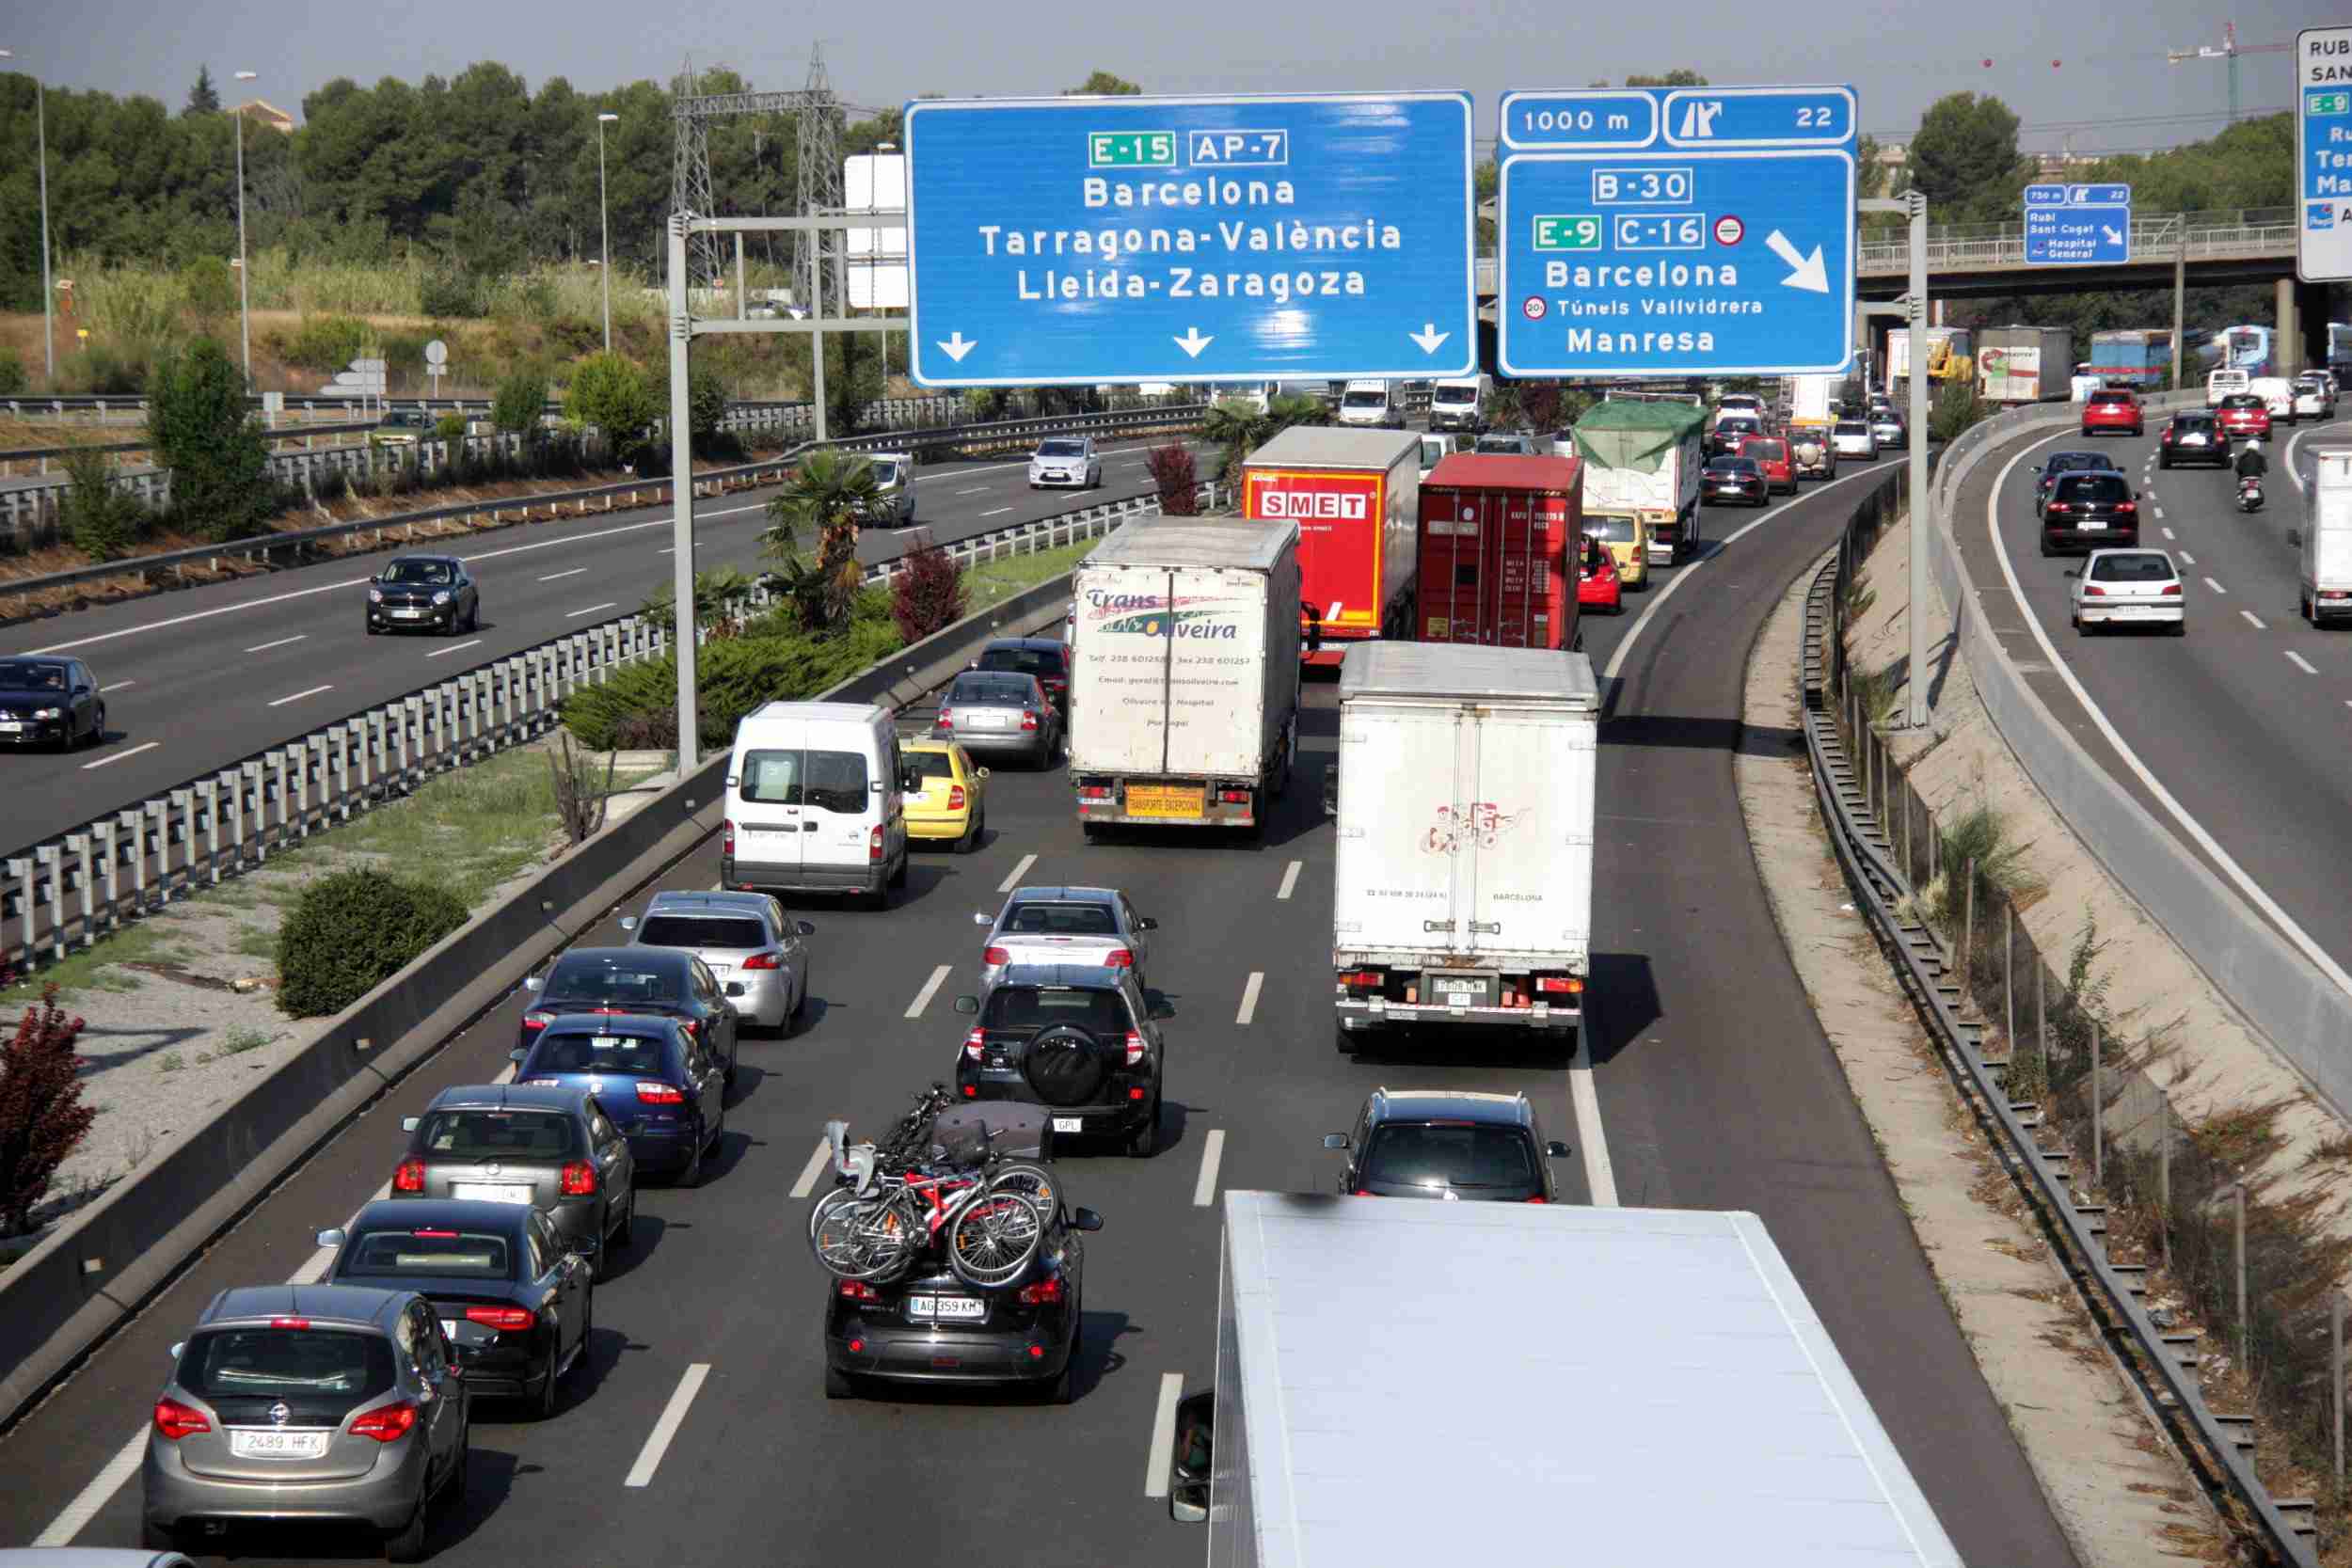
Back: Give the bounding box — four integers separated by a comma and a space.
1333, 1023, 1359, 1056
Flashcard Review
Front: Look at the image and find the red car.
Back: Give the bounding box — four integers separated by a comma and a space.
1732, 434, 1797, 494
1576, 532, 1624, 616
2215, 393, 2272, 442
2080, 388, 2143, 437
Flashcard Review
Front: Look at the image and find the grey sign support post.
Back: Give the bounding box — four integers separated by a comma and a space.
1859, 191, 1931, 729
663, 211, 909, 771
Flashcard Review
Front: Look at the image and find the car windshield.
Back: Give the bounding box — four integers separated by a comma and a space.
544, 955, 684, 1006
637, 914, 766, 950
1585, 515, 1635, 543
1036, 440, 1085, 458
178, 1328, 393, 1402
1835, 421, 1870, 436
2048, 453, 2113, 474
382, 560, 453, 585
867, 460, 902, 485
949, 673, 1035, 706
530, 1029, 672, 1075
738, 748, 870, 811
2055, 474, 2131, 502
908, 749, 959, 782
0, 660, 69, 691
1433, 384, 1479, 403
981, 986, 1129, 1035
415, 1109, 581, 1160
1361, 1122, 1538, 1192
2090, 394, 2131, 406
2090, 554, 2176, 583
1716, 418, 1757, 434
380, 412, 424, 428
1342, 390, 1386, 408
977, 646, 1063, 678
2171, 419, 2214, 432
2222, 395, 2264, 410
342, 1227, 516, 1281
1709, 459, 1757, 475
1003, 901, 1117, 936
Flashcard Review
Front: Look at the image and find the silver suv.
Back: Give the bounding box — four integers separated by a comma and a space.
622, 890, 814, 1036
143, 1284, 470, 1560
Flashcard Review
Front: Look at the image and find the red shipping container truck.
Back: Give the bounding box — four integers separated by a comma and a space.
1241, 426, 1422, 666
1414, 452, 1583, 653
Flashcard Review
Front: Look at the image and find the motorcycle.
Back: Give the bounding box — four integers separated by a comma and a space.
2236, 475, 2265, 515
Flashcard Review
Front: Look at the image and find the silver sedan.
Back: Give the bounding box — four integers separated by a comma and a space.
975, 884, 1157, 993
622, 890, 814, 1035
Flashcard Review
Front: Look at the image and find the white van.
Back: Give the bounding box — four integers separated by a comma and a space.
2249, 377, 2297, 425
1427, 375, 1489, 434
723, 702, 912, 908
2206, 367, 2250, 407
1336, 379, 1401, 430
865, 451, 915, 524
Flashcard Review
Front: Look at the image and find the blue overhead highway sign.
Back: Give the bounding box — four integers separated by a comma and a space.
2024, 183, 2131, 265
2299, 26, 2352, 283
902, 93, 1478, 386
1495, 86, 1857, 378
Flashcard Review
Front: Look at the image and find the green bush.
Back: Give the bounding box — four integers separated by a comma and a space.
60, 446, 152, 561
492, 370, 549, 436
1930, 380, 1990, 443
151, 339, 271, 543
434, 412, 468, 444
277, 868, 469, 1019
0, 346, 27, 396
418, 262, 485, 318
278, 314, 373, 372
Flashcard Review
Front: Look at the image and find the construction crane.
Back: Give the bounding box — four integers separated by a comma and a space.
2166, 21, 2294, 125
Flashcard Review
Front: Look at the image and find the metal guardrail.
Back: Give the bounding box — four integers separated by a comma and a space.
0, 422, 379, 476
0, 475, 1220, 973
0, 404, 1213, 610
1857, 207, 2297, 276
1802, 472, 2321, 1568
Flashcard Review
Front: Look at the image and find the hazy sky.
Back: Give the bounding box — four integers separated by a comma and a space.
4, 0, 2317, 156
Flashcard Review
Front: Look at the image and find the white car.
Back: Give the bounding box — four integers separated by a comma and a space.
1028, 436, 1102, 489
865, 451, 915, 524
2071, 548, 2184, 636
2249, 376, 2297, 424
1830, 420, 1879, 460
2294, 374, 2334, 420
974, 885, 1157, 993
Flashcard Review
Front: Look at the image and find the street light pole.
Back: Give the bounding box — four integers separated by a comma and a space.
596, 112, 618, 353
233, 71, 258, 390
2, 50, 55, 385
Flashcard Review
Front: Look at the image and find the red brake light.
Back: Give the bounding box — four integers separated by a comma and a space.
1217, 788, 1250, 804
269, 1317, 310, 1330
868, 825, 884, 862
635, 1081, 685, 1105
153, 1398, 210, 1440
410, 1228, 458, 1238
947, 784, 966, 811
963, 1027, 985, 1061
1124, 1030, 1145, 1066
1534, 976, 1583, 994
2115, 501, 2137, 515
1351, 1188, 1375, 1197
2046, 502, 2072, 514
1526, 1196, 1549, 1204
961, 1085, 977, 1098
521, 1013, 549, 1031
560, 1159, 597, 1195
350, 1401, 419, 1443
464, 1306, 536, 1332
1104, 949, 1133, 969
677, 1017, 698, 1038
2083, 584, 2106, 597
937, 707, 953, 730
392, 1159, 424, 1194
741, 951, 782, 970
723, 820, 735, 855
1020, 709, 1040, 731
2162, 582, 2183, 595
1018, 1277, 1065, 1306
837, 1279, 880, 1301
984, 945, 1010, 966
1340, 970, 1381, 990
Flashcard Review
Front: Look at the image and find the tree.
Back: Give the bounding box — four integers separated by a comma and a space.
1905, 92, 2027, 224
0, 990, 96, 1236
1147, 443, 1200, 515
564, 351, 660, 459
1065, 71, 1142, 96
1202, 392, 1328, 484
492, 370, 549, 436
150, 339, 271, 543
60, 444, 151, 561
763, 451, 884, 633
180, 256, 237, 324
889, 530, 968, 643
186, 67, 220, 116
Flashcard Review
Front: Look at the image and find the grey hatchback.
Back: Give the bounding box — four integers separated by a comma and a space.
143, 1284, 469, 1561
390, 1084, 636, 1279
621, 889, 814, 1035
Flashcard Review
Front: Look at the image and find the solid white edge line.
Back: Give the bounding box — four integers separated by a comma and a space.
2286, 650, 2318, 675
1235, 972, 1263, 1026
1143, 1372, 1184, 1497
80, 739, 160, 771
1568, 1022, 1618, 1208
1985, 431, 2352, 1009
2242, 610, 2267, 631
425, 639, 484, 658
623, 1362, 712, 1488
905, 963, 953, 1019
243, 634, 307, 654
538, 566, 589, 581
1191, 1129, 1225, 1209
265, 683, 333, 707
997, 852, 1038, 895
1276, 859, 1302, 900
788, 1136, 834, 1199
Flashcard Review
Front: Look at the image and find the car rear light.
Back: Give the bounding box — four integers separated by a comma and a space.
1020, 709, 1040, 731
868, 825, 884, 862
2046, 503, 2072, 514
2162, 582, 2183, 596
2115, 501, 2137, 515
1018, 1277, 1065, 1306
936, 707, 953, 730
961, 1085, 977, 1098
350, 1401, 419, 1443
153, 1398, 210, 1440
411, 1228, 458, 1238
964, 1027, 985, 1061
1534, 976, 1583, 995
742, 951, 783, 970
947, 784, 966, 811
837, 1280, 880, 1301
1026, 1345, 1045, 1360
393, 1159, 425, 1193
1129, 1086, 1147, 1101
1104, 949, 1133, 969
2083, 585, 2106, 597
1124, 1030, 1145, 1065
465, 1306, 536, 1332
1351, 1189, 1375, 1197
635, 1081, 686, 1104
722, 820, 734, 856
1526, 1196, 1549, 1204
560, 1160, 597, 1196
984, 945, 1010, 966
677, 1018, 699, 1041
270, 1317, 311, 1329
521, 1012, 549, 1031
1217, 788, 1250, 804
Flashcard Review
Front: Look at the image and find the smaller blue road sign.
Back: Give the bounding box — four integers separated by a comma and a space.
2024, 183, 2131, 265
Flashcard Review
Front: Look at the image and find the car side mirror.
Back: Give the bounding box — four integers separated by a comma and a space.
170, 1341, 186, 1362
1137, 917, 1159, 931
953, 995, 979, 1014
725, 982, 747, 999
523, 975, 543, 992
1148, 998, 1176, 1022
509, 1048, 528, 1064
401, 1116, 421, 1133
1546, 1140, 1572, 1159
315, 1227, 346, 1250
1323, 1133, 1350, 1150
796, 920, 816, 937
975, 767, 991, 780
972, 911, 993, 927
618, 916, 637, 932
1070, 1207, 1104, 1232
2063, 568, 2080, 579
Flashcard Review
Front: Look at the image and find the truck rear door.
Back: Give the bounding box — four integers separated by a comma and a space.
1335, 702, 1473, 956
1462, 705, 1595, 965
1071, 565, 1174, 772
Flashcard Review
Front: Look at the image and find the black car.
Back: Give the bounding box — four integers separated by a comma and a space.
2158, 413, 2229, 469
1701, 456, 1768, 506
952, 964, 1166, 1156
513, 1013, 728, 1184
319, 1197, 593, 1418
1322, 1087, 1571, 1202
0, 655, 105, 750
367, 554, 479, 636
392, 1084, 636, 1277
2040, 472, 2140, 556
824, 1193, 1104, 1402
972, 636, 1072, 713
2031, 451, 2120, 515
519, 945, 739, 1085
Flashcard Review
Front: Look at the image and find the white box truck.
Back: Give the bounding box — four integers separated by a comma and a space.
1193, 1194, 1965, 1567
1068, 519, 1303, 836
1329, 641, 1595, 1051
2302, 447, 2352, 626
1569, 399, 1706, 564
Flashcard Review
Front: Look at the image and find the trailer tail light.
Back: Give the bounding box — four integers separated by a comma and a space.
559, 1160, 598, 1196
1124, 1030, 1145, 1065
153, 1399, 210, 1440
1217, 788, 1250, 804
963, 1028, 985, 1061
868, 825, 884, 862
1104, 949, 1133, 969
392, 1159, 425, 1194
1534, 976, 1583, 995
1077, 784, 1113, 800
1339, 970, 1382, 991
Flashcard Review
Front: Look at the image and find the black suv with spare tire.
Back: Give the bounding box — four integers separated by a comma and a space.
952, 965, 1167, 1156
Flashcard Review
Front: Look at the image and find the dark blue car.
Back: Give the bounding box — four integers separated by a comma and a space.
512, 1013, 728, 1187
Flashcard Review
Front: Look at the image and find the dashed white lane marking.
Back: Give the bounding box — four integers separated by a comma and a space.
2242, 610, 2267, 630
2153, 507, 2166, 521
539, 567, 588, 581
997, 852, 1038, 894
426, 639, 483, 658
980, 506, 1013, 517
244, 634, 307, 654
624, 1363, 712, 1488
266, 683, 333, 707
1235, 971, 1263, 1026
2163, 527, 2176, 540
958, 485, 989, 495
1192, 1129, 1226, 1209
566, 602, 619, 618
1143, 1372, 1184, 1497
2177, 551, 2196, 566
2203, 577, 2227, 595
1276, 860, 1302, 900
905, 963, 953, 1019
2286, 650, 2318, 675
80, 739, 160, 770
789, 1137, 834, 1199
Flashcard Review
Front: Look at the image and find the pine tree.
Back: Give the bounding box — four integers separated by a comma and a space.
186, 65, 221, 115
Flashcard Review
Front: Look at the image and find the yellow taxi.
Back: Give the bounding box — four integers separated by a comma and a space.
1584, 512, 1651, 590
904, 737, 988, 852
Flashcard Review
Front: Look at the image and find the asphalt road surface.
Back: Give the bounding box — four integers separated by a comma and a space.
0, 447, 2074, 1567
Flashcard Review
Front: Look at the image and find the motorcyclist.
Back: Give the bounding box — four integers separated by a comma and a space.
2234, 440, 2269, 483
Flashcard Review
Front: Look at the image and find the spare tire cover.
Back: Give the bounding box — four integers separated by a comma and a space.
1023, 1024, 1109, 1108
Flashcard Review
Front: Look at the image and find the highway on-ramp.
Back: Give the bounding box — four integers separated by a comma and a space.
0, 452, 2074, 1568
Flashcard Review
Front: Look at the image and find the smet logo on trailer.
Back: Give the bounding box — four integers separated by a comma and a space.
1258, 490, 1368, 520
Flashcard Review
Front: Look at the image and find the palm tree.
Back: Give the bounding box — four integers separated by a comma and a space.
1203, 391, 1330, 485
762, 451, 883, 632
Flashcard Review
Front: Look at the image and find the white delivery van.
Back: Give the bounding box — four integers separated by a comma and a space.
2302, 448, 2352, 626
865, 451, 915, 524
1335, 379, 1402, 430
723, 702, 913, 907
1426, 374, 1489, 434
2249, 376, 2297, 424
2206, 367, 2250, 407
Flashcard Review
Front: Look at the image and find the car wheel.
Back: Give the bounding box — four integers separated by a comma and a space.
2169, 621, 2186, 638
2038, 537, 2054, 559
366, 620, 381, 635
1039, 1338, 1076, 1405
889, 850, 909, 890
141, 1522, 180, 1552
676, 1122, 705, 1189
791, 974, 809, 1021
533, 1342, 560, 1420
723, 1040, 739, 1089
1126, 1098, 1160, 1158
568, 1291, 594, 1382
958, 810, 983, 854
1334, 1022, 1359, 1056
440, 1427, 469, 1506
383, 1487, 432, 1562
825, 1363, 858, 1400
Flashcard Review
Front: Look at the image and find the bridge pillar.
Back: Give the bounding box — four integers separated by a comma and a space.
2278, 278, 2302, 377
2294, 280, 2331, 378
